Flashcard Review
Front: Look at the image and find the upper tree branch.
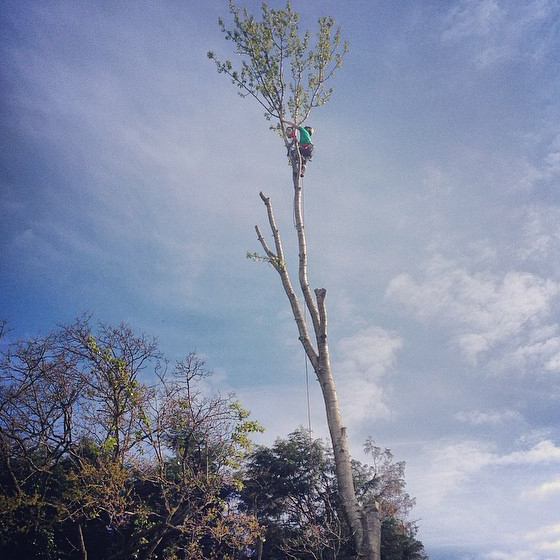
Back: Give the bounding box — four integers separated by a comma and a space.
256, 193, 318, 369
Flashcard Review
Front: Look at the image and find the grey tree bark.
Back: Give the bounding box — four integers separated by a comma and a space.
255, 151, 381, 559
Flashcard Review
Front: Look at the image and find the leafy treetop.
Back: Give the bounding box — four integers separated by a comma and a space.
208, 1, 348, 127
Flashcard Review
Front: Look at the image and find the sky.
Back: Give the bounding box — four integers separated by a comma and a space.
1, 0, 560, 558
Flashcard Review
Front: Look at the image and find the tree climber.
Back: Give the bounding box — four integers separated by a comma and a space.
283, 120, 314, 177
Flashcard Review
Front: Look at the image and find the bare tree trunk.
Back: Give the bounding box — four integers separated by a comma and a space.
256, 536, 263, 560
255, 156, 381, 558
362, 501, 382, 560
140, 530, 164, 560
77, 522, 88, 560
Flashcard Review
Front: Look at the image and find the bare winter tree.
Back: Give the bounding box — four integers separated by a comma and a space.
210, 3, 381, 558
0, 317, 263, 560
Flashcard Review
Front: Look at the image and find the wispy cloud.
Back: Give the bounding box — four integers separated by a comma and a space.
441, 0, 558, 67
483, 522, 560, 560
443, 0, 503, 42
521, 477, 560, 500
516, 136, 560, 193
496, 440, 560, 465
525, 522, 560, 544
417, 440, 496, 506
386, 255, 560, 370
519, 206, 560, 267
412, 437, 560, 557
414, 438, 560, 513
455, 408, 521, 425
335, 326, 403, 424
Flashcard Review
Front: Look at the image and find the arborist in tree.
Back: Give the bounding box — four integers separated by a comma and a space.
283, 120, 314, 178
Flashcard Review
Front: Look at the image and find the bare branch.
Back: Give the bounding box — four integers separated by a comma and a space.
257, 193, 318, 369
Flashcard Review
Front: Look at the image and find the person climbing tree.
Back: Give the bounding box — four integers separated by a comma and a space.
283, 119, 314, 177
210, 4, 385, 560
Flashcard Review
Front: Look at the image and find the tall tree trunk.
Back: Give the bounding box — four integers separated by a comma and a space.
255, 156, 381, 558
256, 536, 264, 560
77, 522, 88, 560
140, 530, 164, 560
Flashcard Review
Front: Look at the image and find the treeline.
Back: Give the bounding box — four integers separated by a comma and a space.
0, 318, 427, 559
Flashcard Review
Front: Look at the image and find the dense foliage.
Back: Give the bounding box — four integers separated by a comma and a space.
208, 1, 347, 125
0, 317, 262, 560
239, 429, 427, 560
0, 319, 426, 559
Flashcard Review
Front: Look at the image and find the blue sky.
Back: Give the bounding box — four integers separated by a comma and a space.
2, 1, 560, 558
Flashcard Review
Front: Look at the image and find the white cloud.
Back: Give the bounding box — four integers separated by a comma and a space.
442, 0, 503, 42
455, 408, 521, 425
496, 440, 560, 465
411, 437, 560, 558
485, 546, 560, 560
386, 255, 560, 370
519, 206, 560, 265
417, 440, 496, 507
442, 0, 557, 67
516, 139, 560, 193
518, 522, 560, 559
233, 326, 404, 445
499, 333, 560, 373
522, 478, 560, 500
335, 326, 403, 425
421, 164, 453, 197
525, 522, 560, 542
415, 438, 560, 507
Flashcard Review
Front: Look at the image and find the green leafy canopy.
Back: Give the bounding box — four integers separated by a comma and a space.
208, 1, 348, 126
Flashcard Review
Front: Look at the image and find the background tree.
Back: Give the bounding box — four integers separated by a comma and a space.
239, 429, 427, 560
0, 317, 262, 560
241, 429, 343, 560
127, 351, 263, 560
210, 3, 382, 558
